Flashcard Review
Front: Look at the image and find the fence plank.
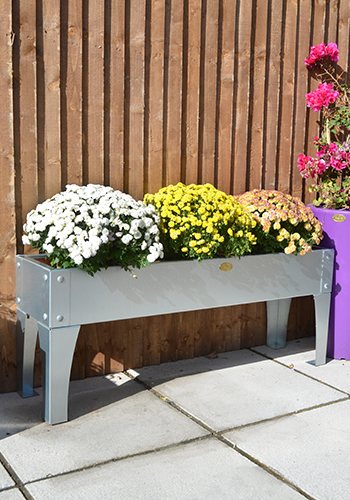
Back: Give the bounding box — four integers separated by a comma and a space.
165, 0, 184, 186
232, 0, 252, 195
184, 0, 201, 185
291, 0, 312, 199
127, 0, 146, 200
249, 0, 268, 191
109, 0, 125, 192
66, 0, 83, 186
147, 0, 165, 194
277, 0, 298, 194
19, 1, 38, 221
200, 0, 219, 185
304, 0, 327, 205
0, 0, 16, 393
264, 0, 283, 190
85, 0, 105, 185
217, 0, 236, 193
43, 0, 61, 198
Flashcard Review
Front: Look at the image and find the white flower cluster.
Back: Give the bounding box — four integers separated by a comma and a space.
23, 184, 164, 268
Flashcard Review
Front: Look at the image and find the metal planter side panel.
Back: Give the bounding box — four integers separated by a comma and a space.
16, 249, 334, 328
16, 256, 50, 324
66, 250, 332, 326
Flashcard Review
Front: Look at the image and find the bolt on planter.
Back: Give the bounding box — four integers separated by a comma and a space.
16, 249, 334, 424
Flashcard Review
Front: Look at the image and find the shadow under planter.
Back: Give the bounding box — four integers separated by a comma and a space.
16, 249, 334, 425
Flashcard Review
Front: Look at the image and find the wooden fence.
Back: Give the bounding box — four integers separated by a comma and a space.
1, 0, 349, 392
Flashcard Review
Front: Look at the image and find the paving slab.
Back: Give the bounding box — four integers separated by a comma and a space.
0, 489, 25, 500
26, 438, 306, 500
132, 349, 345, 431
0, 390, 43, 440
254, 338, 350, 394
0, 373, 208, 483
0, 464, 14, 491
225, 399, 350, 500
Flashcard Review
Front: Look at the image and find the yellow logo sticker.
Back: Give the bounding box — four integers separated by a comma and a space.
332, 214, 346, 222
220, 262, 233, 272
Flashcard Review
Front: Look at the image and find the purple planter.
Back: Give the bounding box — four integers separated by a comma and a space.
310, 205, 350, 360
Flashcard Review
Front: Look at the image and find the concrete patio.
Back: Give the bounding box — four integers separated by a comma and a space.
1, 337, 350, 500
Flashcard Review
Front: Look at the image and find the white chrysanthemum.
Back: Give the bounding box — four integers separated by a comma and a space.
22, 184, 163, 275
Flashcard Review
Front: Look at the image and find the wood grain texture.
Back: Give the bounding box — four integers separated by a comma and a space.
217, 0, 236, 193
66, 0, 83, 186
127, 0, 146, 200
0, 1, 16, 393
43, 0, 61, 198
109, 0, 125, 191
232, 0, 252, 195
86, 0, 105, 184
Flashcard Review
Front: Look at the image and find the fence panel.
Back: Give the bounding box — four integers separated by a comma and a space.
2, 0, 349, 392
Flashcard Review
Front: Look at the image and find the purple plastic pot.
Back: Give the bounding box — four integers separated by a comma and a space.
310, 205, 350, 360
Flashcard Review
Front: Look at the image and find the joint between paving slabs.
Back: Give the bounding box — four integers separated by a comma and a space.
249, 347, 350, 397
217, 434, 318, 500
0, 451, 35, 500
124, 369, 220, 436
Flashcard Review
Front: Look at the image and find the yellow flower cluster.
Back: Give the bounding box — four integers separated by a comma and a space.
144, 183, 257, 261
236, 189, 323, 255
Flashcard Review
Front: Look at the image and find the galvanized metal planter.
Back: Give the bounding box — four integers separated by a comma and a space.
16, 249, 334, 425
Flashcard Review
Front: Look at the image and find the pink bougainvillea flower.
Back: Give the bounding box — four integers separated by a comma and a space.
325, 42, 339, 62
305, 42, 339, 67
297, 154, 315, 178
306, 83, 339, 111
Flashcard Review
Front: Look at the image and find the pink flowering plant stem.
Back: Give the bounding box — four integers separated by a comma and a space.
298, 43, 350, 209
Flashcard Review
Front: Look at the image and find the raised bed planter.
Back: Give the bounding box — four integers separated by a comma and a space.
16, 249, 334, 424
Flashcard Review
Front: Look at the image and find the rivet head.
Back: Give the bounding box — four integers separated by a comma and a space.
324, 283, 330, 290
326, 254, 332, 260
17, 262, 21, 268
56, 315, 64, 322
57, 276, 64, 283
16, 297, 21, 304
43, 313, 48, 321
44, 274, 48, 282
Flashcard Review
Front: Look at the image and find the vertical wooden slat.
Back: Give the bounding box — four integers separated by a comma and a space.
147, 0, 165, 194
19, 1, 38, 221
277, 0, 297, 194
66, 0, 83, 186
291, 0, 312, 199
199, 0, 219, 185
232, 0, 252, 195
217, 0, 236, 193
184, 0, 201, 185
0, 0, 16, 393
43, 0, 61, 198
264, 0, 283, 190
109, 0, 125, 191
304, 0, 327, 205
337, 1, 350, 78
326, 0, 338, 44
165, 0, 183, 186
86, 0, 104, 185
127, 0, 146, 200
249, 0, 268, 191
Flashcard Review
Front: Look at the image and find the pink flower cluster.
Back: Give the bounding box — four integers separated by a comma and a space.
305, 42, 339, 68
298, 139, 350, 179
306, 83, 339, 112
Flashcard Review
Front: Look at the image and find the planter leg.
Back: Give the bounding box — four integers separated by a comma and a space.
266, 298, 292, 349
313, 293, 331, 366
17, 311, 39, 398
38, 324, 80, 425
